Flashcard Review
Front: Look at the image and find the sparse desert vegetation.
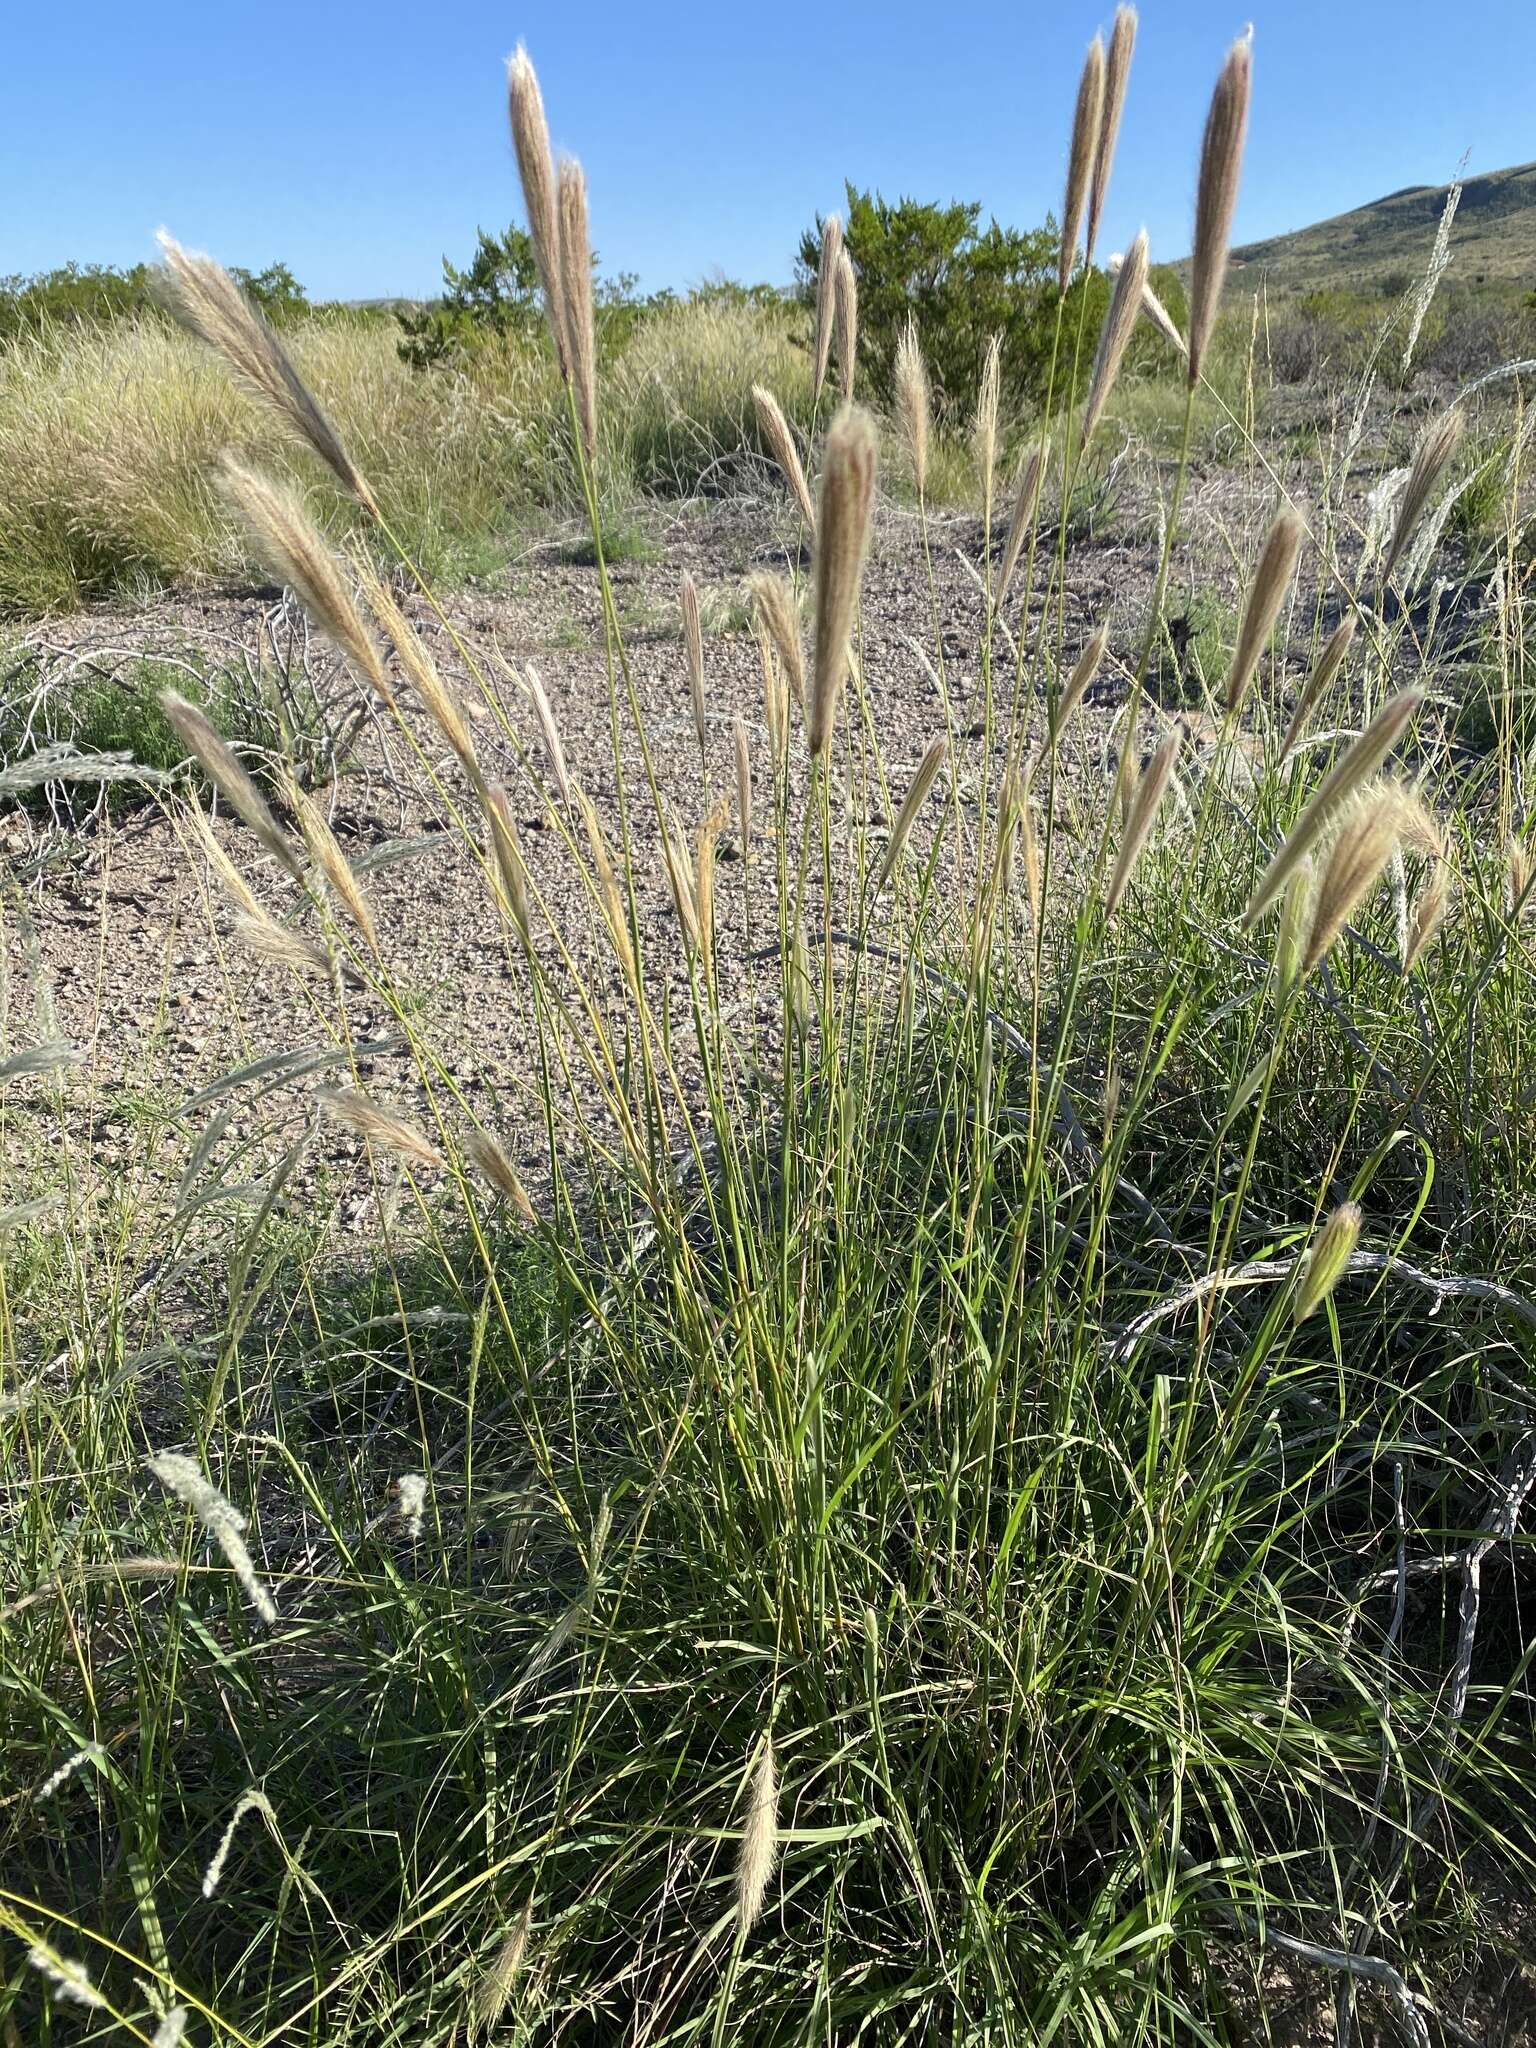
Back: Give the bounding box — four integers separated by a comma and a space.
4, 16, 1536, 2048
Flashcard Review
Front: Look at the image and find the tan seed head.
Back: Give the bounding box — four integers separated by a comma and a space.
1060, 36, 1106, 293
1280, 616, 1356, 757
316, 1087, 445, 1173
1382, 407, 1465, 587
1225, 505, 1305, 712
747, 573, 806, 710
557, 159, 599, 467
812, 213, 843, 399
680, 572, 707, 767
1082, 228, 1148, 444
894, 319, 931, 501
736, 1737, 779, 1930
876, 736, 947, 889
1302, 785, 1405, 974
161, 688, 302, 880
508, 47, 569, 376
1105, 726, 1181, 916
1087, 8, 1138, 267
752, 385, 816, 530
835, 251, 859, 402
1053, 625, 1110, 746
998, 439, 1050, 604
808, 407, 878, 759
157, 233, 375, 510
1187, 34, 1252, 385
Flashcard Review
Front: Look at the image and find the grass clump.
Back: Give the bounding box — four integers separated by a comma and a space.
3, 19, 1536, 2048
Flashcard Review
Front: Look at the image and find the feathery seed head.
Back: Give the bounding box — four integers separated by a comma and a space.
1087, 7, 1138, 266
876, 736, 947, 889
147, 1451, 277, 1624
998, 438, 1050, 603
1383, 406, 1465, 587
395, 1471, 428, 1540
736, 1737, 779, 1929
894, 320, 931, 500
287, 778, 379, 954
1301, 785, 1404, 974
161, 687, 302, 879
482, 784, 533, 945
29, 1943, 109, 2012
1060, 36, 1106, 293
476, 1903, 535, 2034
1403, 859, 1452, 972
316, 1087, 445, 1174
734, 716, 753, 855
557, 159, 599, 466
1293, 1202, 1362, 1324
1082, 228, 1148, 444
1105, 726, 1180, 916
812, 214, 843, 398
751, 385, 816, 530
157, 233, 376, 510
1243, 687, 1423, 925
521, 662, 573, 807
232, 910, 335, 980
681, 572, 707, 766
220, 458, 394, 708
1106, 249, 1187, 354
809, 406, 879, 758
1053, 625, 1110, 746
748, 572, 806, 709
1187, 35, 1252, 384
835, 251, 859, 402
465, 1130, 537, 1223
1273, 854, 1314, 1011
1280, 615, 1356, 757
974, 334, 1002, 521
1225, 505, 1305, 712
356, 556, 484, 767
508, 47, 569, 376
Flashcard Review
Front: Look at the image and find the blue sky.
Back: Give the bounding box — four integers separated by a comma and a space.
6, 1, 1533, 301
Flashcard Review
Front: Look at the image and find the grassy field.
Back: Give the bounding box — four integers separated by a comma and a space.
4, 17, 1536, 2048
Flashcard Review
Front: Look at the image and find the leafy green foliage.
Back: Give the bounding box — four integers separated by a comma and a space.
797, 185, 1106, 416
0, 258, 311, 344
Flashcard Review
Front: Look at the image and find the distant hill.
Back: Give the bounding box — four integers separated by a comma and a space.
1217, 162, 1536, 296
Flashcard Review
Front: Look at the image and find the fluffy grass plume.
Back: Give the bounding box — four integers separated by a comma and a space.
809, 406, 878, 758
998, 439, 1050, 602
681, 572, 708, 767
522, 663, 574, 806
1187, 34, 1252, 384
876, 736, 947, 888
736, 1737, 779, 1929
1087, 7, 1138, 266
1224, 505, 1304, 711
466, 1130, 538, 1223
748, 572, 807, 709
812, 213, 843, 398
835, 251, 859, 403
219, 457, 394, 708
147, 1451, 278, 1625
734, 715, 753, 854
974, 334, 1002, 526
508, 46, 568, 376
1301, 785, 1405, 974
475, 1902, 535, 2034
231, 909, 335, 980
1293, 1202, 1363, 1323
1105, 726, 1180, 916
1053, 625, 1110, 745
557, 159, 599, 467
1382, 407, 1465, 586
316, 1087, 446, 1174
160, 688, 303, 879
482, 784, 533, 944
1403, 860, 1453, 972
355, 557, 479, 771
28, 1942, 109, 2012
894, 319, 931, 500
1280, 615, 1356, 756
1108, 248, 1186, 354
1081, 229, 1148, 444
1060, 35, 1106, 293
752, 385, 816, 529
287, 778, 380, 954
156, 232, 376, 511
1244, 688, 1423, 923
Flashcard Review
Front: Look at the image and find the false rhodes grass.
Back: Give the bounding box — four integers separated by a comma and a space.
3, 21, 1536, 2048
